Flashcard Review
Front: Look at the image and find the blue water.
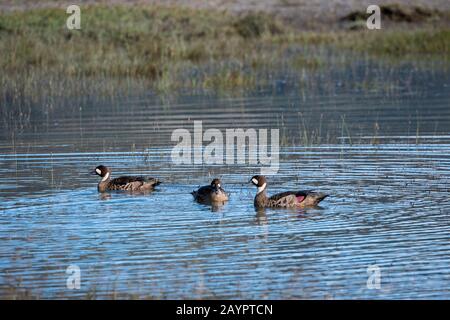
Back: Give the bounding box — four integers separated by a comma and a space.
0, 68, 449, 299
1, 140, 449, 299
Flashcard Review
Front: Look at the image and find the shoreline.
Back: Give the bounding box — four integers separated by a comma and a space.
1, 0, 449, 30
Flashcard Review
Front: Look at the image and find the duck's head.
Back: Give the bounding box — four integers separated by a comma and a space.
210, 178, 222, 191
249, 175, 267, 194
91, 165, 111, 181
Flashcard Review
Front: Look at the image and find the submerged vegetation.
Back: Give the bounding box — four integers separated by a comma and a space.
0, 4, 449, 133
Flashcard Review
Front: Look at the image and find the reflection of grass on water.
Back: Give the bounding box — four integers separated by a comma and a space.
0, 4, 449, 134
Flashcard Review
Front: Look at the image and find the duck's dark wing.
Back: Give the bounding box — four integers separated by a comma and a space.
111, 176, 146, 185
110, 176, 161, 191
269, 190, 311, 204
191, 185, 213, 202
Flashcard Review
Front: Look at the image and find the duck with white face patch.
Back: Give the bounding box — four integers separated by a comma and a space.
90, 165, 161, 193
250, 175, 328, 208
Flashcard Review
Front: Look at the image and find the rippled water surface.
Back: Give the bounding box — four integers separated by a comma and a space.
0, 70, 449, 299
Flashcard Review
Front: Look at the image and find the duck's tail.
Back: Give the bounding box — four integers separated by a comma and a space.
146, 177, 161, 187
306, 192, 328, 206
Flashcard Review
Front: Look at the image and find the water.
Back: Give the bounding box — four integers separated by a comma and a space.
0, 69, 449, 299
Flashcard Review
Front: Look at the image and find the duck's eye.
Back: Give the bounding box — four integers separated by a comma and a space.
96, 168, 101, 174
251, 178, 258, 185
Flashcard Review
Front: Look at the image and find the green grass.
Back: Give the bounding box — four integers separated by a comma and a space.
1, 5, 448, 80
344, 28, 450, 57
283, 28, 450, 59
0, 4, 449, 131
0, 6, 286, 80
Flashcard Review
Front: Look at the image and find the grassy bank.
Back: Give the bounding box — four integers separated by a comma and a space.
0, 5, 449, 131
1, 5, 448, 80
0, 6, 286, 82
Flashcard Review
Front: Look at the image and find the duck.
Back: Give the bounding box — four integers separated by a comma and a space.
91, 165, 161, 193
191, 178, 229, 205
250, 175, 328, 208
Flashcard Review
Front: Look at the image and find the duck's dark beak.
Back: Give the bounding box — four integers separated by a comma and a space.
90, 169, 98, 176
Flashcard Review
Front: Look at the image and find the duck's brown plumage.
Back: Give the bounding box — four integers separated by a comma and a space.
91, 165, 161, 193
192, 178, 229, 205
250, 175, 328, 208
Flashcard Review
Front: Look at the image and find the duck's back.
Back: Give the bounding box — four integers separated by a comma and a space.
268, 190, 326, 207
192, 185, 228, 204
192, 185, 213, 203
109, 176, 160, 191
